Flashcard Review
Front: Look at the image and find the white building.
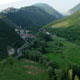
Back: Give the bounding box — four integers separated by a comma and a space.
8, 48, 15, 56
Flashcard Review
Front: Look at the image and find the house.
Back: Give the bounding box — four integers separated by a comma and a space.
26, 30, 30, 33
29, 34, 35, 38
42, 29, 46, 32
46, 32, 51, 35
20, 29, 24, 34
8, 48, 15, 56
15, 28, 19, 32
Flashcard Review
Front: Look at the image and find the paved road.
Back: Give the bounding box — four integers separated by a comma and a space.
16, 33, 28, 58
15, 48, 22, 58
17, 48, 22, 57
16, 31, 53, 58
15, 43, 28, 58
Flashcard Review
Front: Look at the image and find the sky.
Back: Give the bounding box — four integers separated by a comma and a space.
0, 0, 80, 13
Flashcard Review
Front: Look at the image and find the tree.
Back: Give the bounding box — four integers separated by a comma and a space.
54, 69, 63, 80
7, 56, 14, 65
68, 69, 73, 80
0, 60, 6, 72
74, 75, 79, 80
48, 66, 54, 80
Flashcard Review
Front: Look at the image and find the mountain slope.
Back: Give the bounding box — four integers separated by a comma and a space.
44, 10, 80, 44
68, 3, 80, 15
0, 14, 24, 59
34, 3, 62, 18
2, 3, 62, 31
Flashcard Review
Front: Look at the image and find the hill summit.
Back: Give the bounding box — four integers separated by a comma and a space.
2, 3, 62, 31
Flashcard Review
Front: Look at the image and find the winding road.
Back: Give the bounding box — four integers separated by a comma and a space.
16, 48, 22, 58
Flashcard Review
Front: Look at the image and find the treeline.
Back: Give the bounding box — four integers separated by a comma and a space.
4, 6, 57, 32
48, 64, 80, 80
0, 19, 24, 59
0, 30, 79, 80
21, 31, 80, 80
46, 28, 80, 45
21, 31, 54, 64
0, 56, 14, 72
0, 55, 80, 80
21, 31, 59, 79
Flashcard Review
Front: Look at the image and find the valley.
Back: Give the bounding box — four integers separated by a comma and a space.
2, 3, 62, 31
0, 2, 80, 80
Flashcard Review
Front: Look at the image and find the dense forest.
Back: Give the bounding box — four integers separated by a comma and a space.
0, 31, 80, 80
3, 3, 62, 31
0, 2, 80, 80
0, 14, 24, 59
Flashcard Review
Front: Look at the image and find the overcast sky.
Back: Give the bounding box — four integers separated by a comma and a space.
0, 0, 80, 13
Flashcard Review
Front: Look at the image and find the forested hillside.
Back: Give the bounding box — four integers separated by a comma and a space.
44, 10, 80, 44
34, 3, 62, 17
0, 2, 80, 80
0, 14, 24, 59
2, 3, 62, 31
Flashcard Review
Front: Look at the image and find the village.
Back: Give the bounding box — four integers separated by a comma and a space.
8, 26, 36, 56
8, 26, 56, 56
15, 26, 36, 42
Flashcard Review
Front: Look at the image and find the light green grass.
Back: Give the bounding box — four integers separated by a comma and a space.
0, 59, 49, 80
45, 37, 80, 69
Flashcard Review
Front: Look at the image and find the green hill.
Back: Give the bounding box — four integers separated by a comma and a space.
34, 3, 62, 17
43, 8, 80, 69
44, 10, 80, 44
2, 3, 62, 31
45, 36, 80, 68
0, 14, 24, 59
0, 59, 49, 80
68, 3, 80, 15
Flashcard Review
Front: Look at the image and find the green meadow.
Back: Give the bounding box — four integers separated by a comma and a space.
0, 59, 49, 80
45, 37, 80, 69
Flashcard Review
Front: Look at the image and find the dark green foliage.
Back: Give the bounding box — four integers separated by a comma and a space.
7, 56, 14, 65
48, 66, 54, 80
0, 15, 24, 59
0, 56, 15, 72
38, 31, 52, 41
3, 4, 62, 31
21, 31, 60, 80
22, 31, 52, 55
44, 10, 80, 44
47, 65, 80, 80
70, 64, 80, 80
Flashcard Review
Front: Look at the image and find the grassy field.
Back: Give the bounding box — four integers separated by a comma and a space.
45, 37, 80, 69
0, 59, 49, 80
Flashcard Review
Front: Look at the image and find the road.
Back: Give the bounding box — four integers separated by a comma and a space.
15, 31, 52, 58
15, 48, 22, 58
15, 33, 28, 58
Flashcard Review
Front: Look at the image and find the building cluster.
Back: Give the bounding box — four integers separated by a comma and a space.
15, 27, 35, 41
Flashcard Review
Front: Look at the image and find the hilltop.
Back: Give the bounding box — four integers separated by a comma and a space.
2, 3, 62, 31
44, 9, 80, 44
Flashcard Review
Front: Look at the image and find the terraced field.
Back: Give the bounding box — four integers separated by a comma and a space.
45, 37, 80, 69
